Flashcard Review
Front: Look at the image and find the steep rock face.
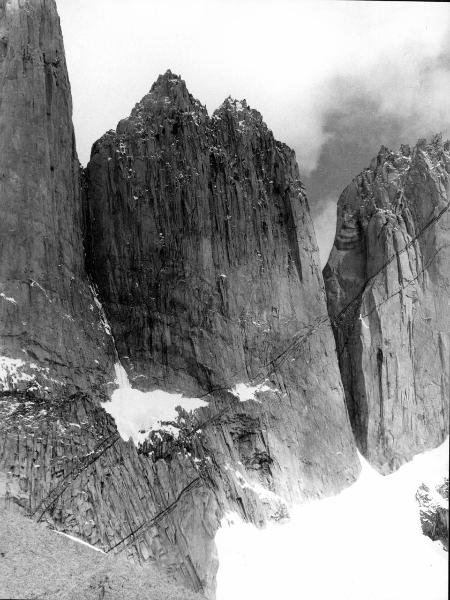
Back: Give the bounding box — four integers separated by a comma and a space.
85, 71, 359, 503
324, 137, 450, 473
0, 0, 115, 393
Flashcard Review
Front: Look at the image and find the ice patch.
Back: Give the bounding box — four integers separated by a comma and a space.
0, 357, 34, 390
89, 284, 113, 336
0, 293, 17, 304
104, 363, 208, 443
54, 531, 105, 554
231, 382, 273, 402
234, 470, 288, 514
216, 439, 449, 600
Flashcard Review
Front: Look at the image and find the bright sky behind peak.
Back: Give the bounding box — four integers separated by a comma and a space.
57, 0, 450, 264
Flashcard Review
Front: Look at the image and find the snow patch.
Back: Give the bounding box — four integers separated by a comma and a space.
89, 284, 113, 336
0, 357, 34, 390
103, 363, 208, 444
231, 382, 273, 402
54, 531, 105, 554
0, 293, 17, 304
234, 470, 288, 516
216, 439, 449, 600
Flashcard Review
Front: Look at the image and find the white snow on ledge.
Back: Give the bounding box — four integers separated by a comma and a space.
231, 382, 273, 402
216, 439, 449, 600
0, 292, 17, 304
54, 531, 105, 554
103, 364, 208, 444
0, 356, 33, 390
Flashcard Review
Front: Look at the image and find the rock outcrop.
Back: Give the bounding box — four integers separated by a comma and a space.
324, 137, 450, 473
416, 478, 448, 550
0, 0, 115, 393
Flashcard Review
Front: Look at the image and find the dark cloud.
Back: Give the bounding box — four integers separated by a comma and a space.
305, 35, 450, 265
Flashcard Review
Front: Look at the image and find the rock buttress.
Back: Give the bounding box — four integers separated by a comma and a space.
0, 0, 115, 393
324, 137, 450, 473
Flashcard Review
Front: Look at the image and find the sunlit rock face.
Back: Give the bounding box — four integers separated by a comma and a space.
324, 137, 450, 473
0, 0, 115, 392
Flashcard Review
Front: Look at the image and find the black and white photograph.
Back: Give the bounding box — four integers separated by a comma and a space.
0, 1, 448, 599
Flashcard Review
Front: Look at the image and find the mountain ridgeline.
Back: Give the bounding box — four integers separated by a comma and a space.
0, 1, 448, 598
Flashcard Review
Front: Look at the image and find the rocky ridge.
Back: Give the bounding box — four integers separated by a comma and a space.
324, 137, 450, 473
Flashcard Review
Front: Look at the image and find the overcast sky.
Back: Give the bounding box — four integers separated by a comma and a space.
57, 0, 450, 265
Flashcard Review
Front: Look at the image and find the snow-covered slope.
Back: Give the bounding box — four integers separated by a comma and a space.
216, 439, 449, 600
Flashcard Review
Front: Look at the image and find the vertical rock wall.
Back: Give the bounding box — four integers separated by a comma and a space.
85, 72, 359, 505
0, 0, 115, 393
324, 137, 450, 472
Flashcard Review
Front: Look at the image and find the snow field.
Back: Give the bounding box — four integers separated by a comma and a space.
216, 440, 449, 600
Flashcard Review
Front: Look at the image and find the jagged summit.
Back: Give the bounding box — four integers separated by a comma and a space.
214, 96, 266, 131
91, 72, 284, 165
148, 69, 189, 98
369, 134, 449, 172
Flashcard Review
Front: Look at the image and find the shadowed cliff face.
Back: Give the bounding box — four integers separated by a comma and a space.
86, 75, 321, 396
324, 137, 450, 473
0, 0, 115, 393
85, 70, 359, 498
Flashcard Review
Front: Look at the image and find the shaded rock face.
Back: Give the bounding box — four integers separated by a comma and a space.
0, 0, 115, 393
324, 137, 450, 473
85, 71, 359, 500
86, 76, 320, 394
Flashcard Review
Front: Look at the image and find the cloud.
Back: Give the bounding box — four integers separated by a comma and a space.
305, 26, 450, 265
57, 1, 450, 166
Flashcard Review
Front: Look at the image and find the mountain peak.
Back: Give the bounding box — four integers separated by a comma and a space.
134, 70, 205, 114
151, 69, 182, 89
